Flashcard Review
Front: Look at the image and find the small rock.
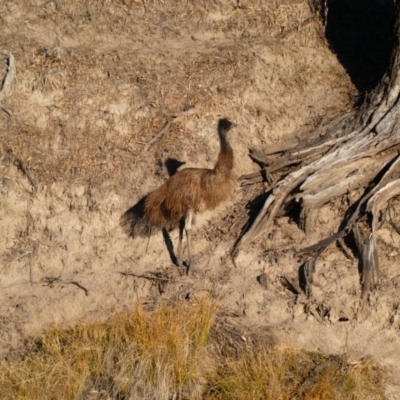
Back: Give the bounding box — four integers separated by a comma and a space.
257, 273, 268, 289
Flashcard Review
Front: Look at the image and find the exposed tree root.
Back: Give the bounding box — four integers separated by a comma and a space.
234, 8, 400, 299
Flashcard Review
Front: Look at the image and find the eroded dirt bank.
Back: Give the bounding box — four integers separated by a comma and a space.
1, 1, 399, 397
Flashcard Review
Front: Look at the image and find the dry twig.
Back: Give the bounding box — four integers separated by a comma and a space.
43, 277, 89, 296
14, 157, 36, 190
119, 271, 187, 284
69, 281, 90, 296
146, 104, 202, 148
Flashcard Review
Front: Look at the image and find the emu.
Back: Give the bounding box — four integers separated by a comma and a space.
122, 118, 237, 275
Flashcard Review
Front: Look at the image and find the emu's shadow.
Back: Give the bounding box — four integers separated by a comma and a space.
324, 0, 395, 96
120, 158, 186, 267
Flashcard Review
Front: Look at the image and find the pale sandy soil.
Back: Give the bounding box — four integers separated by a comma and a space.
1, 0, 399, 397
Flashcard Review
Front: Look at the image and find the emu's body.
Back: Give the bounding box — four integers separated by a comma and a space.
125, 118, 236, 275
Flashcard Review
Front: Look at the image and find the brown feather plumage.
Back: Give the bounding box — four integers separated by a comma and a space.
121, 118, 236, 274
143, 119, 236, 229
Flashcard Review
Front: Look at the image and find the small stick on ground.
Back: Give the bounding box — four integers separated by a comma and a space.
68, 281, 90, 296
42, 276, 89, 296
1, 249, 35, 273
296, 230, 347, 257
0, 105, 12, 116
279, 275, 302, 295
147, 120, 172, 147
146, 104, 202, 148
14, 156, 36, 191
119, 271, 187, 284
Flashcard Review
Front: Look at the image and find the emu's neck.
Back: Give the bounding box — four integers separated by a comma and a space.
214, 131, 233, 175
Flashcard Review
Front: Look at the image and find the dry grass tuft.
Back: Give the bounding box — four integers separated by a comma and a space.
0, 300, 386, 400
0, 299, 217, 400
205, 345, 385, 400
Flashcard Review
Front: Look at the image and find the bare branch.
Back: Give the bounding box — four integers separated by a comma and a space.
0, 53, 15, 103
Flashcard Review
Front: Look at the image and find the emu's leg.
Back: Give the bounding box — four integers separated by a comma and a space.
185, 209, 194, 275
177, 218, 185, 268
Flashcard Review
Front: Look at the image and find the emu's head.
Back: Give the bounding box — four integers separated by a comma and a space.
218, 118, 237, 135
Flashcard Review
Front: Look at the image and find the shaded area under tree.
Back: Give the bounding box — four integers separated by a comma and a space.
325, 0, 395, 94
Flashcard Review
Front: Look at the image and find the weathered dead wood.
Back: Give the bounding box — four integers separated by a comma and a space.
296, 231, 347, 257
300, 150, 397, 197
267, 156, 302, 174
297, 149, 400, 234
249, 147, 272, 165
337, 238, 354, 260
0, 53, 15, 103
234, 124, 369, 252
240, 142, 336, 188
240, 167, 277, 187
296, 156, 400, 255
298, 201, 318, 237
250, 134, 353, 174
234, 5, 400, 300
290, 131, 358, 159
301, 257, 316, 298
366, 179, 400, 219
348, 178, 400, 298
299, 247, 325, 297
235, 125, 400, 254
297, 153, 400, 256
241, 113, 358, 189
250, 113, 356, 166
353, 223, 379, 300
239, 170, 265, 186
252, 141, 298, 156
300, 130, 400, 197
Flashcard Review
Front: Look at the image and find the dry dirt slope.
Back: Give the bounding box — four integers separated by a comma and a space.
1, 0, 400, 397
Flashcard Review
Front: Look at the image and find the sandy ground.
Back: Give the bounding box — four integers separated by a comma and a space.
1, 0, 400, 397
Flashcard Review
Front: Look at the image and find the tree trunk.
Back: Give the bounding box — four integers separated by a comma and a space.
235, 1, 400, 299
